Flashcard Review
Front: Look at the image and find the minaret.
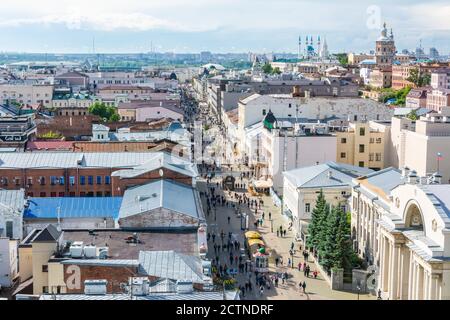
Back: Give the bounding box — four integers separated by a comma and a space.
298, 36, 302, 61
318, 36, 321, 50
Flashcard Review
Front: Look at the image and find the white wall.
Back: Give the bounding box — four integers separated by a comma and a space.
271, 135, 337, 194
0, 238, 18, 287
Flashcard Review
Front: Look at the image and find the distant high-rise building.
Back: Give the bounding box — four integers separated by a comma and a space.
429, 47, 440, 60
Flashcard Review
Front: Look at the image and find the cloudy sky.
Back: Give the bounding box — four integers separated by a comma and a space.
0, 0, 449, 54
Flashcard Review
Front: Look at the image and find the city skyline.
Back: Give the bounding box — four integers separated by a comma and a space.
0, 0, 449, 54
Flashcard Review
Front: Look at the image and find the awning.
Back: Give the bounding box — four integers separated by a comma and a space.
245, 231, 262, 239
248, 239, 265, 247
252, 179, 273, 189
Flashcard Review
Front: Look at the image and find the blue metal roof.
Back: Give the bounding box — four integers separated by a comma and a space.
24, 197, 122, 219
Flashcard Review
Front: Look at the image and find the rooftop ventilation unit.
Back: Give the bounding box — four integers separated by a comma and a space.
176, 280, 194, 294
84, 280, 107, 295
70, 241, 84, 258
84, 245, 97, 259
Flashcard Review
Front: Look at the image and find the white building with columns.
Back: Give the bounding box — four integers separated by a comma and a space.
351, 167, 450, 300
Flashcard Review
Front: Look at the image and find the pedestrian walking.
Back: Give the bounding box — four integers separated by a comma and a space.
268, 212, 271, 220
276, 230, 279, 237
313, 270, 318, 279
302, 281, 307, 293
260, 285, 264, 296
228, 216, 231, 224
283, 230, 286, 237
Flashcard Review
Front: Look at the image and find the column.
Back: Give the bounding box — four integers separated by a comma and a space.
382, 237, 390, 291
408, 260, 415, 300
379, 235, 386, 291
417, 265, 424, 300
428, 274, 438, 300
423, 270, 429, 300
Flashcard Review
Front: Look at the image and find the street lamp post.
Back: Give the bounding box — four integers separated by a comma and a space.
356, 284, 361, 301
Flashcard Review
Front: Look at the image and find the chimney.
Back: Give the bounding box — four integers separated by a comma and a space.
407, 170, 418, 184
431, 172, 442, 184
401, 166, 410, 178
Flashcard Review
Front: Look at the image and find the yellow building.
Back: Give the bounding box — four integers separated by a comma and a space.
18, 225, 62, 295
337, 121, 391, 171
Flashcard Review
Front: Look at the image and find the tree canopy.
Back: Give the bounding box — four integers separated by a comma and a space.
306, 193, 357, 272
407, 68, 431, 87
88, 102, 120, 122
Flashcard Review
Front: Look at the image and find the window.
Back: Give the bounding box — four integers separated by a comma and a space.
369, 153, 374, 161
87, 192, 94, 197
104, 191, 111, 197
359, 144, 365, 153
369, 138, 375, 144
88, 176, 94, 185
50, 192, 57, 197
96, 176, 102, 185
359, 161, 365, 167
50, 176, 57, 185
105, 176, 111, 185
305, 203, 311, 213
80, 176, 86, 185
376, 153, 382, 161
27, 177, 33, 185
69, 192, 76, 197
2, 177, 8, 186
340, 152, 346, 159
376, 138, 382, 144
59, 192, 65, 197
27, 192, 34, 197
40, 192, 46, 197
341, 138, 347, 144
42, 265, 48, 273
359, 127, 365, 136
6, 221, 13, 238
80, 192, 86, 197
59, 176, 65, 185
96, 191, 103, 197
69, 176, 76, 185
42, 286, 49, 294
262, 109, 266, 115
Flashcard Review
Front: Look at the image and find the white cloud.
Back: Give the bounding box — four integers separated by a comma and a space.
0, 11, 216, 32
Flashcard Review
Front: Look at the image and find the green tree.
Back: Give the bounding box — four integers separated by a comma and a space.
407, 68, 431, 87
407, 109, 419, 121
272, 67, 282, 75
88, 102, 120, 122
306, 190, 327, 249
262, 63, 273, 74
333, 208, 354, 271
320, 205, 339, 271
335, 53, 348, 67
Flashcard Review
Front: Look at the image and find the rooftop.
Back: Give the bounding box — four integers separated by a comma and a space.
138, 250, 207, 283
284, 162, 373, 189
60, 229, 199, 259
119, 180, 202, 221
24, 197, 123, 219
0, 151, 195, 170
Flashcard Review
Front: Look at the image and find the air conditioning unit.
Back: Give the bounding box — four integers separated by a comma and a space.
84, 280, 107, 295
97, 247, 109, 259
129, 277, 149, 296
176, 280, 194, 294
84, 245, 97, 259
70, 241, 84, 258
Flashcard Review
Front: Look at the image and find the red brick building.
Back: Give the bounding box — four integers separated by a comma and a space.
0, 152, 197, 197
